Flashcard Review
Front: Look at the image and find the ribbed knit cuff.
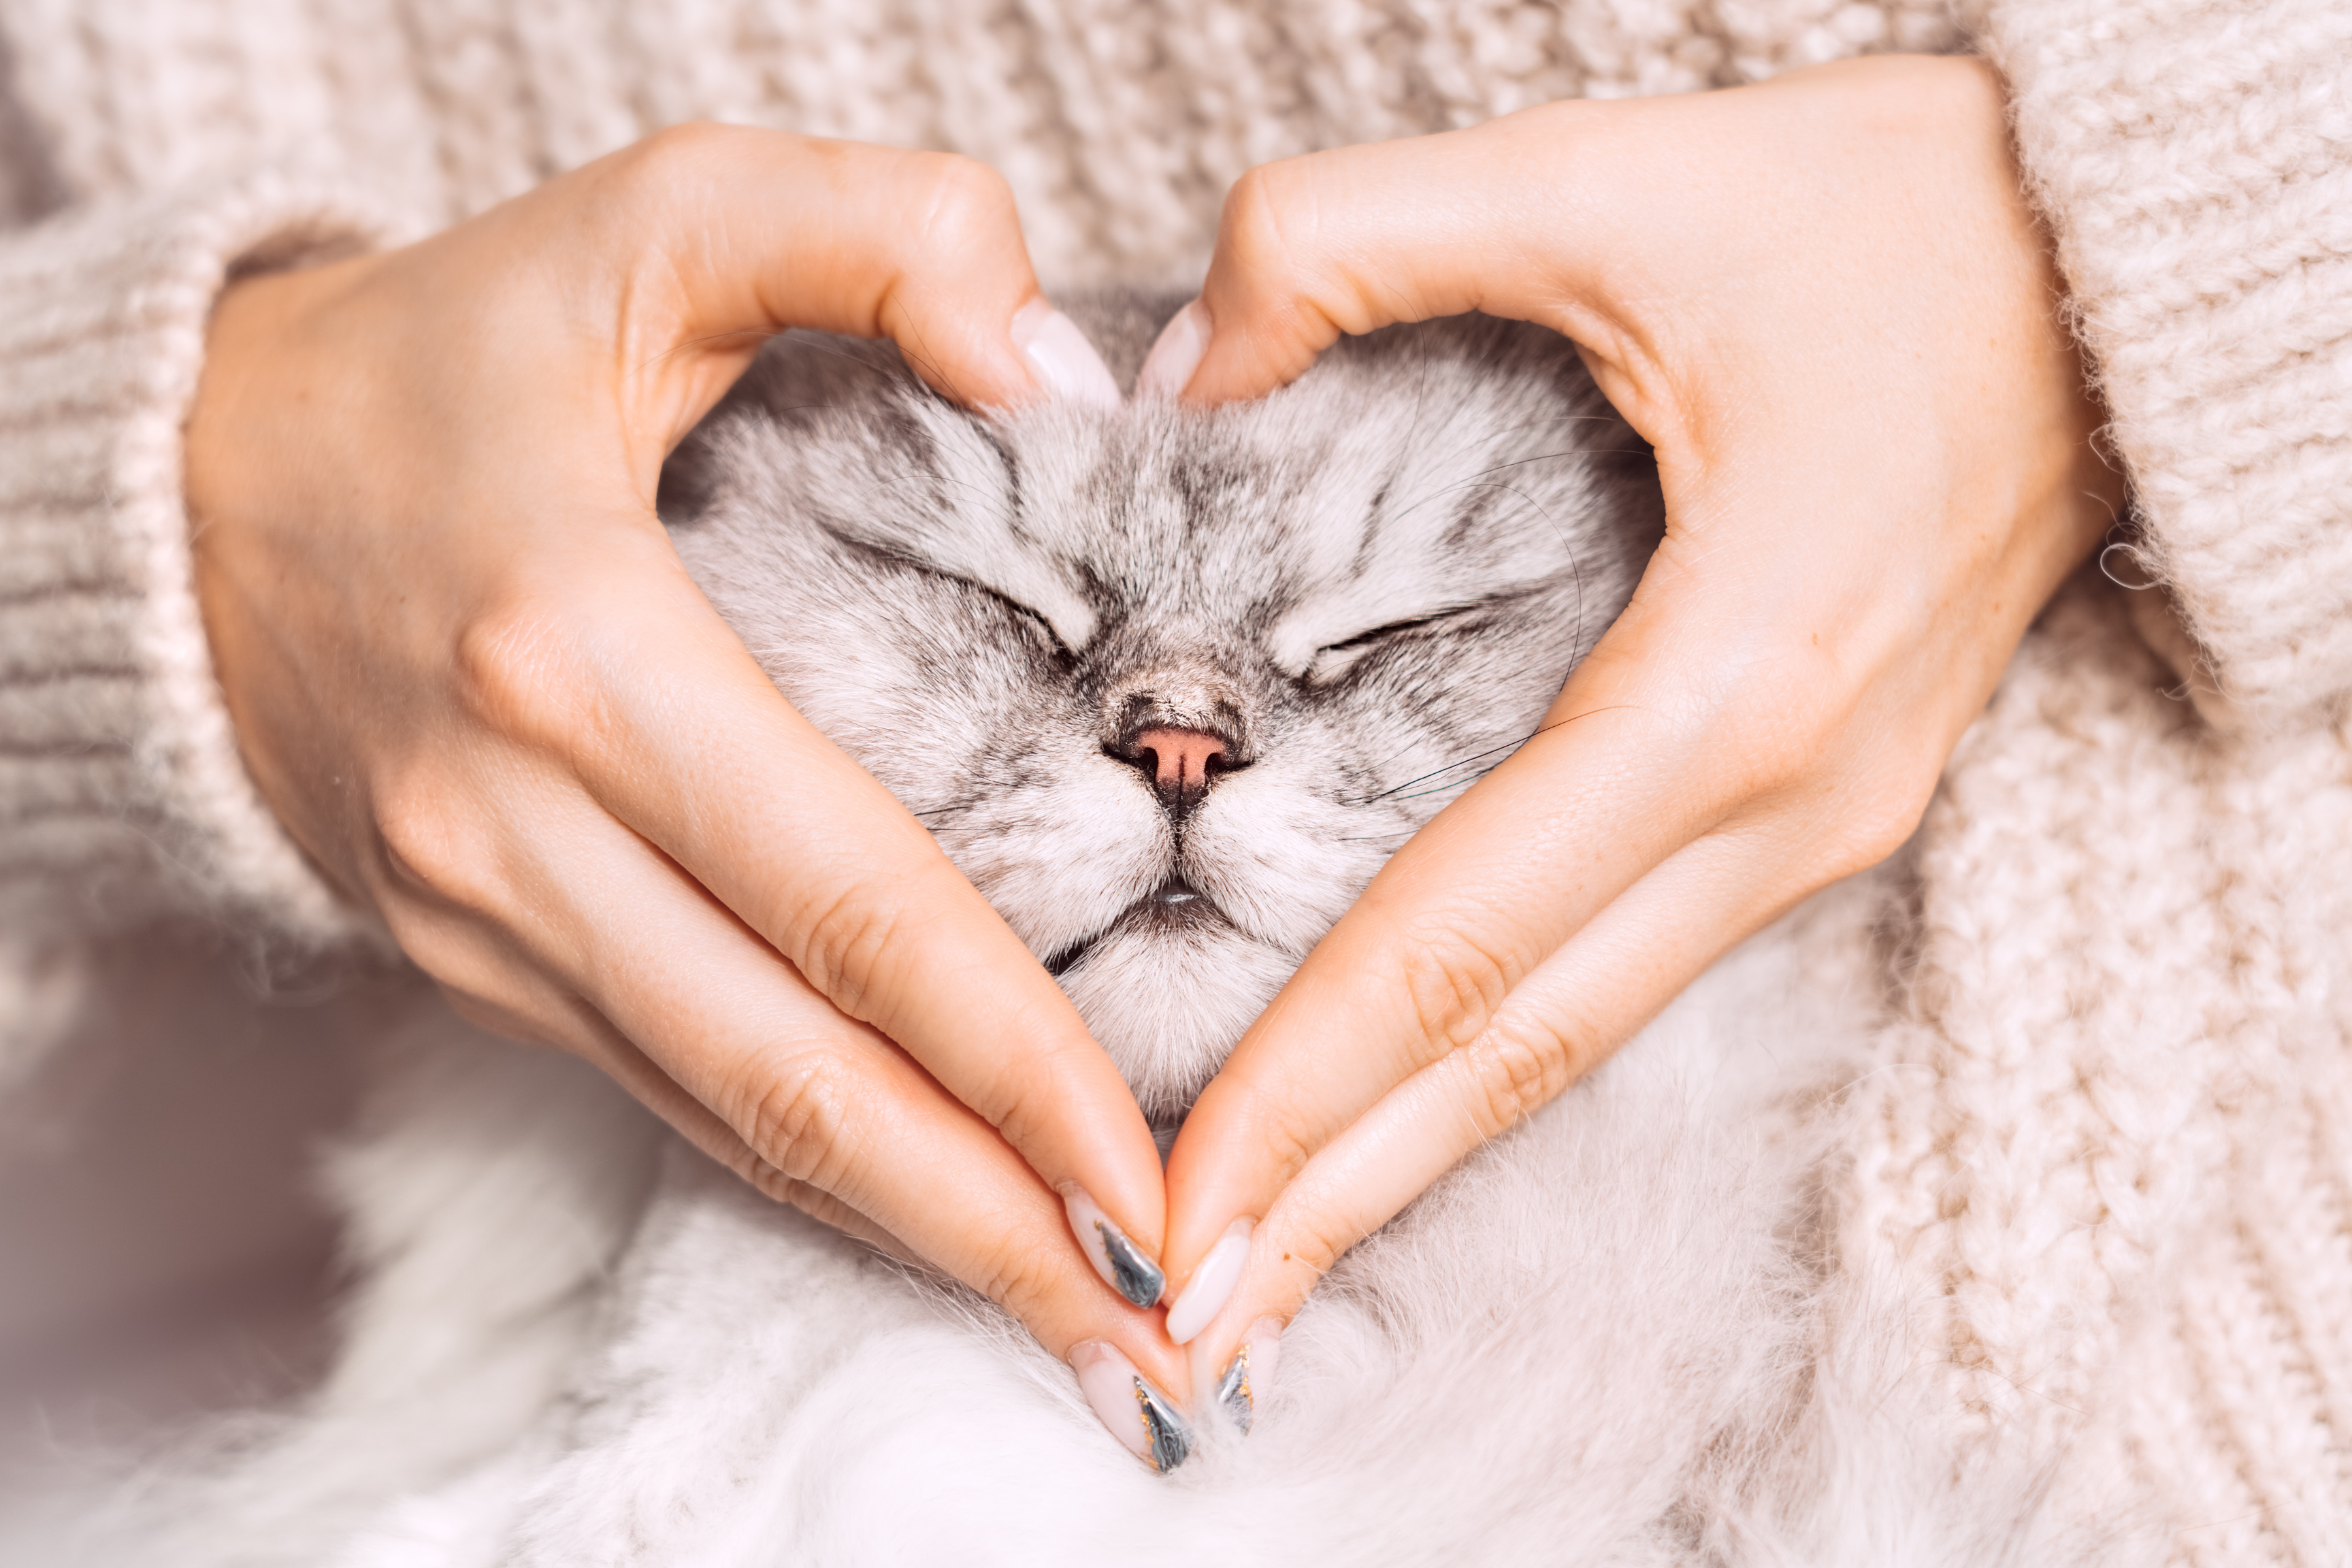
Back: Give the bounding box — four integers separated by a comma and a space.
0, 172, 393, 945
1985, 0, 2352, 721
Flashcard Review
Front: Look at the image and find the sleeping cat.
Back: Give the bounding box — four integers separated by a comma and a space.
63, 297, 2095, 1567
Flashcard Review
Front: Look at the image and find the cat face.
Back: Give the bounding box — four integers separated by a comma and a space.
665, 301, 1661, 1122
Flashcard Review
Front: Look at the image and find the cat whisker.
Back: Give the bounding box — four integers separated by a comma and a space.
1350, 729, 1544, 806
1350, 705, 1645, 808
1381, 771, 1499, 804
1382, 410, 1635, 503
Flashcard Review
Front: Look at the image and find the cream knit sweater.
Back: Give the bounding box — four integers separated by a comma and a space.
1, 2, 2346, 1561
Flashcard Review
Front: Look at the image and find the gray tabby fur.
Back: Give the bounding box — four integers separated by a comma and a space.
35, 297, 2147, 1567
662, 296, 1659, 1124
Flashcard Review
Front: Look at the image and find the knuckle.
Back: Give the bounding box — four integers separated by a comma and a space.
618, 120, 736, 185
1245, 1102, 1323, 1193
768, 1177, 864, 1237
734, 1049, 857, 1192
782, 884, 906, 1019
451, 597, 593, 754
372, 766, 500, 915
1396, 926, 1518, 1060
970, 1241, 1063, 1325
904, 153, 1017, 249
1464, 1019, 1574, 1139
1216, 157, 1346, 326
1218, 164, 1298, 282
1710, 683, 1825, 803
1817, 769, 1936, 883
1275, 1205, 1354, 1282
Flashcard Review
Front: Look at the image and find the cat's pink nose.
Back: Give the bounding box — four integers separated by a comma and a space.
1111, 725, 1235, 817
1132, 728, 1226, 792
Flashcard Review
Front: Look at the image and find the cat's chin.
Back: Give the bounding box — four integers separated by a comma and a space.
1055, 900, 1300, 1126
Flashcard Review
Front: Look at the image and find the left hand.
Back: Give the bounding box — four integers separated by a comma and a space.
1131, 56, 2127, 1398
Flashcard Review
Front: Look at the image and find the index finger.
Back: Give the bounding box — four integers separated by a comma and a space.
487, 532, 1177, 1303
516, 131, 1166, 1290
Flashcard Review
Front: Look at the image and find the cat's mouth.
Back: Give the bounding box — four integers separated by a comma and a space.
1043, 877, 1225, 978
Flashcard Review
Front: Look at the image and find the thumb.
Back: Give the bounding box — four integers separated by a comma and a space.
1140, 109, 1631, 406
568, 127, 1117, 450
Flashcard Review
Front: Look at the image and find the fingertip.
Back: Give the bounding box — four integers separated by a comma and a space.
1166, 283, 1337, 407
1009, 297, 1121, 410
1164, 1217, 1254, 1343
1195, 1313, 1285, 1434
1134, 297, 1211, 401
1058, 1181, 1166, 1309
1071, 1339, 1194, 1473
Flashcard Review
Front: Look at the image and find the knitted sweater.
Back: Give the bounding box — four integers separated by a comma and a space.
1, 2, 2346, 1561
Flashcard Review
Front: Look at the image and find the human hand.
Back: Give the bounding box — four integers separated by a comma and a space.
185, 127, 1195, 1446
1134, 56, 2127, 1401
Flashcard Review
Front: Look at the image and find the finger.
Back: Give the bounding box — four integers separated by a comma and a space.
1154, 304, 2094, 1311
377, 765, 1193, 1399
1175, 815, 1808, 1405
553, 128, 1113, 438
1149, 508, 1953, 1318
1158, 109, 1625, 406
1152, 664, 1731, 1316
1160, 59, 2029, 415
440, 518, 1175, 1298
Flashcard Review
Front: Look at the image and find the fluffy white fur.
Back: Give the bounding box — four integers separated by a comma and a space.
29, 303, 2149, 1566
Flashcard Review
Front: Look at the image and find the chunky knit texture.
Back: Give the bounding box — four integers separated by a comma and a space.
1991, 0, 2352, 721
0, 1, 2345, 1560
0, 173, 382, 942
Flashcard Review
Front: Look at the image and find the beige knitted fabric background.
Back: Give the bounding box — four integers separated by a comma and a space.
0, 1, 2347, 1561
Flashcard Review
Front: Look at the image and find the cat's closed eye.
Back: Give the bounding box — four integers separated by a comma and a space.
972, 582, 1077, 664
849, 535, 1081, 664
1304, 606, 1479, 683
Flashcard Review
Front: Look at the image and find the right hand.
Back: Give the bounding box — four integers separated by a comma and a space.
184, 127, 1192, 1428
1134, 56, 2121, 1404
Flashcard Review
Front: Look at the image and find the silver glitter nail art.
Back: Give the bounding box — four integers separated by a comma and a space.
1096, 1218, 1166, 1309
1134, 1376, 1192, 1473
1215, 1342, 1256, 1434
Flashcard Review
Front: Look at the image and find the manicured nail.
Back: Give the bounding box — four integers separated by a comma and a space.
1011, 297, 1121, 409
1164, 1217, 1252, 1345
1071, 1341, 1192, 1473
1134, 297, 1210, 399
1213, 1317, 1284, 1434
1059, 1184, 1165, 1309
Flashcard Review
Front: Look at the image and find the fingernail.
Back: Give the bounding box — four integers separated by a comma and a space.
1011, 297, 1121, 409
1059, 1184, 1165, 1309
1134, 297, 1210, 399
1163, 1217, 1252, 1345
1071, 1341, 1193, 1474
1213, 1317, 1284, 1434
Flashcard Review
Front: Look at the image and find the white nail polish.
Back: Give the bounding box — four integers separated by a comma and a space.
1070, 1340, 1192, 1473
1163, 1217, 1252, 1345
1134, 297, 1210, 399
1011, 299, 1122, 409
1058, 1183, 1165, 1308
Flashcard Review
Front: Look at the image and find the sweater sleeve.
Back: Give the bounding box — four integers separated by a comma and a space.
0, 172, 389, 946
1984, 0, 2352, 721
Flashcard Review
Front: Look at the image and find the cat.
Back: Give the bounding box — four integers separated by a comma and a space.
661, 291, 1661, 1131
56, 297, 2107, 1568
